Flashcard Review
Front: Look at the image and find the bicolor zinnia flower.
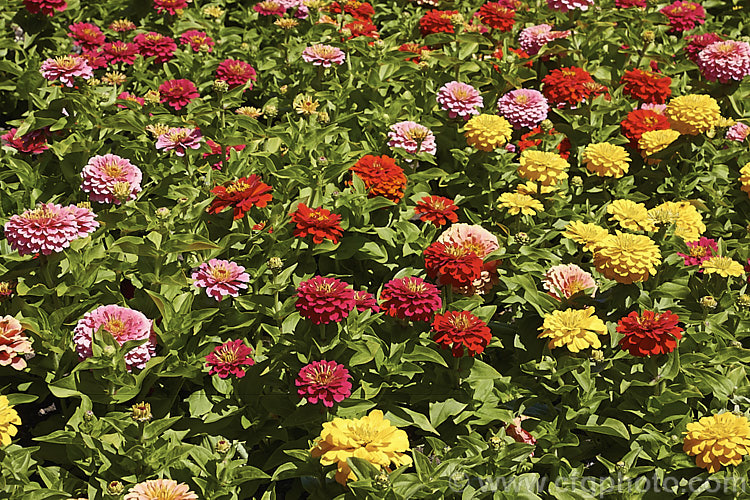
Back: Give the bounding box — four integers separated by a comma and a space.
296, 360, 352, 406
432, 310, 492, 357
620, 109, 671, 148
415, 196, 459, 226
593, 232, 661, 284
353, 290, 380, 313
216, 59, 257, 89
542, 67, 597, 108
464, 114, 512, 152
81, 154, 143, 204
4, 203, 98, 256
518, 24, 571, 56
696, 40, 750, 83
73, 305, 155, 371
666, 94, 720, 135
192, 259, 250, 301
621, 69, 672, 104
0, 316, 33, 370
436, 81, 483, 120
296, 276, 356, 324
387, 121, 437, 157
419, 10, 458, 36
40, 55, 92, 87
700, 256, 745, 277
477, 2, 515, 31
506, 417, 537, 452
290, 203, 343, 244
543, 263, 597, 300
349, 155, 407, 202
0, 395, 21, 446
208, 175, 273, 219
23, 0, 66, 16
616, 310, 683, 357
158, 79, 199, 110
123, 479, 198, 500
380, 276, 442, 322
205, 339, 254, 378
582, 142, 631, 178
683, 413, 750, 473
684, 33, 724, 63
660, 1, 705, 33
254, 0, 286, 15
134, 32, 177, 64
497, 192, 544, 215
155, 127, 203, 156
677, 237, 717, 267
1, 127, 49, 154
424, 241, 483, 288
518, 150, 569, 186
437, 223, 500, 295
562, 221, 609, 252
607, 199, 656, 232
538, 307, 607, 352
497, 89, 549, 129
153, 0, 191, 15
301, 44, 345, 67
68, 23, 105, 52
726, 122, 750, 142
546, 0, 593, 12
180, 30, 214, 52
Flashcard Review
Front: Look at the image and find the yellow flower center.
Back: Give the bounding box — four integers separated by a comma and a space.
103, 318, 126, 337
210, 265, 232, 282
689, 246, 707, 258
215, 344, 238, 363
54, 56, 78, 69
405, 279, 426, 294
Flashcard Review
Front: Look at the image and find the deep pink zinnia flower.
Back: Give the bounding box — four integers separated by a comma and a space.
4, 203, 98, 256
216, 59, 257, 89
353, 290, 380, 313
158, 79, 199, 110
254, 0, 287, 15
81, 154, 143, 204
1, 127, 49, 154
726, 123, 750, 142
497, 89, 549, 129
301, 44, 346, 67
684, 33, 724, 63
102, 41, 138, 65
68, 23, 105, 52
73, 305, 155, 371
696, 40, 750, 83
436, 81, 483, 120
192, 259, 250, 301
180, 30, 214, 52
295, 276, 356, 325
153, 0, 191, 15
205, 339, 254, 378
379, 276, 442, 322
23, 0, 66, 16
387, 121, 437, 157
615, 0, 646, 7
155, 127, 203, 156
546, 0, 593, 13
518, 24, 571, 56
134, 32, 177, 64
40, 56, 93, 87
659, 1, 705, 33
676, 237, 718, 267
542, 263, 597, 300
296, 360, 352, 407
116, 92, 145, 108
79, 49, 108, 70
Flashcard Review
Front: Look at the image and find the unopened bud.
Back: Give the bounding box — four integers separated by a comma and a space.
144, 90, 161, 104
641, 30, 655, 43
215, 439, 231, 453
738, 294, 750, 307
156, 207, 170, 218
264, 104, 278, 117
212, 79, 229, 93
374, 469, 390, 488
268, 257, 283, 270
540, 119, 554, 132
107, 481, 124, 495
130, 402, 152, 423
514, 232, 529, 245
590, 349, 604, 362
317, 111, 330, 124
0, 281, 15, 302
571, 176, 583, 186
700, 295, 717, 309
279, 85, 288, 94
84, 410, 95, 421
489, 435, 503, 450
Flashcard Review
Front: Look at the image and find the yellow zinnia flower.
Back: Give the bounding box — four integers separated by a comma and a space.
518, 150, 569, 186
739, 161, 750, 197
310, 409, 412, 484
515, 181, 557, 196
665, 94, 720, 135
683, 413, 750, 473
562, 221, 609, 252
607, 199, 656, 232
648, 201, 705, 241
593, 231, 661, 284
582, 142, 630, 178
700, 256, 745, 277
498, 192, 544, 215
0, 395, 20, 446
538, 307, 607, 352
638, 129, 680, 159
464, 114, 512, 152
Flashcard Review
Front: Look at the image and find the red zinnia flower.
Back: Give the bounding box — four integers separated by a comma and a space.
102, 41, 138, 65
1, 127, 50, 154
415, 196, 459, 227
349, 155, 407, 203
684, 33, 724, 63
158, 78, 199, 110
542, 67, 598, 108
620, 108, 671, 148
398, 43, 430, 63
134, 32, 177, 64
153, 0, 191, 15
353, 290, 380, 313
180, 30, 214, 52
296, 360, 352, 407
23, 0, 66, 16
616, 310, 683, 357
327, 0, 375, 20
68, 23, 105, 52
379, 276, 442, 322
290, 203, 344, 244
419, 10, 458, 36
208, 175, 273, 220
205, 339, 254, 378
344, 20, 379, 39
506, 417, 537, 454
621, 69, 672, 104
517, 126, 571, 160
216, 59, 257, 89
477, 2, 515, 31
296, 276, 356, 325
432, 311, 492, 357
424, 241, 483, 288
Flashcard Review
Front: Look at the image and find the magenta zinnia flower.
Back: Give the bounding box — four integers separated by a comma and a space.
40, 56, 92, 87
519, 24, 571, 56
684, 33, 724, 63
726, 122, 750, 142
296, 276, 356, 325
180, 30, 214, 52
497, 89, 549, 129
192, 259, 250, 301
102, 41, 138, 65
659, 1, 705, 33
216, 59, 257, 89
23, 0, 67, 16
4, 203, 98, 256
158, 79, 199, 110
134, 32, 177, 64
436, 81, 483, 120
387, 121, 437, 157
124, 479, 197, 500
73, 305, 155, 371
1, 127, 49, 154
677, 237, 718, 267
155, 127, 202, 156
542, 263, 597, 300
301, 44, 346, 67
379, 276, 442, 322
153, 0, 191, 15
546, 0, 594, 13
205, 339, 254, 378
353, 290, 380, 313
81, 154, 143, 204
696, 40, 750, 84
296, 360, 352, 407
68, 22, 105, 52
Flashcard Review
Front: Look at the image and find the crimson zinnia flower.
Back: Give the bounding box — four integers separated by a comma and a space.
379, 276, 442, 322
432, 311, 492, 357
616, 310, 683, 357
349, 154, 407, 203
419, 10, 458, 36
296, 360, 352, 407
23, 0, 66, 16
290, 203, 343, 244
542, 67, 597, 108
424, 241, 483, 288
1, 128, 49, 154
328, 0, 375, 20
205, 339, 254, 378
344, 20, 379, 39
208, 175, 273, 220
158, 78, 199, 110
620, 109, 671, 148
296, 276, 356, 325
415, 196, 459, 227
477, 2, 515, 31
102, 41, 138, 65
353, 290, 380, 313
684, 33, 724, 63
154, 0, 191, 14
134, 32, 177, 64
621, 69, 672, 104
216, 59, 257, 89
68, 23, 105, 52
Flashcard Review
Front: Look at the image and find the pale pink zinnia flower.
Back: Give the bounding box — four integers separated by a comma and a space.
4, 203, 98, 256
387, 121, 437, 157
518, 24, 571, 56
40, 55, 92, 87
546, 0, 594, 13
73, 305, 156, 371
437, 223, 500, 295
640, 103, 667, 114
205, 339, 254, 378
726, 122, 750, 142
296, 360, 352, 407
0, 316, 33, 370
697, 40, 750, 83
436, 81, 484, 120
192, 259, 250, 301
542, 263, 597, 300
155, 127, 202, 156
124, 479, 198, 500
301, 44, 346, 67
81, 154, 142, 204
497, 89, 549, 129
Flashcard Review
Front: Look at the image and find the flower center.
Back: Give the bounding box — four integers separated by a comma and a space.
515, 94, 530, 104
54, 56, 78, 69
23, 207, 55, 222
216, 345, 238, 363
210, 265, 232, 282
405, 279, 426, 294
225, 180, 250, 194
103, 318, 126, 337
308, 209, 329, 221
309, 365, 334, 385
689, 246, 708, 258
103, 160, 124, 177
450, 314, 471, 330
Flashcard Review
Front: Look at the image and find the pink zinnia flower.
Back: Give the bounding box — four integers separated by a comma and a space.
615, 0, 646, 7
180, 30, 214, 52
640, 103, 667, 114
296, 276, 356, 325
134, 32, 177, 64
81, 154, 143, 204
684, 33, 724, 63
436, 81, 483, 120
73, 305, 156, 371
155, 127, 203, 156
192, 259, 250, 301
296, 360, 352, 406
437, 223, 500, 295
542, 263, 597, 300
153, 0, 191, 15
68, 23, 105, 52
116, 92, 145, 108
726, 122, 750, 142
1, 127, 49, 154
4, 203, 98, 256
379, 276, 442, 322
102, 41, 138, 65
158, 79, 199, 110
278, 0, 309, 18
40, 56, 92, 87
0, 316, 34, 370
216, 59, 257, 89
301, 44, 346, 67
659, 1, 705, 33
696, 40, 750, 83
387, 121, 437, 157
353, 290, 380, 313
254, 0, 286, 15
124, 479, 197, 500
23, 0, 66, 16
518, 24, 571, 56
677, 237, 718, 267
205, 339, 254, 378
497, 89, 549, 129
546, 0, 594, 13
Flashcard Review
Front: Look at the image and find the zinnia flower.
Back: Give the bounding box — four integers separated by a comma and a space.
582, 142, 631, 178
380, 277, 442, 322
0, 395, 20, 446
153, 0, 191, 15
254, 0, 286, 15
192, 259, 250, 301
216, 59, 257, 89
498, 192, 544, 215
660, 1, 705, 33
123, 479, 198, 500
4, 203, 98, 256
542, 67, 597, 108
296, 360, 352, 406
158, 79, 199, 110
296, 276, 355, 324
684, 33, 724, 63
615, 0, 646, 7
110, 19, 137, 32
1, 127, 49, 154
301, 44, 346, 67
497, 89, 549, 129
677, 237, 718, 266
518, 24, 571, 56
327, 0, 374, 19
436, 81, 483, 120
205, 339, 254, 378
81, 154, 142, 204
562, 221, 609, 252
437, 223, 500, 295
134, 32, 177, 64
310, 409, 412, 484
387, 121, 437, 157
726, 122, 750, 142
477, 2, 515, 31
424, 241, 483, 288
353, 290, 380, 313
432, 310, 492, 357
40, 55, 93, 87
639, 129, 680, 158
73, 305, 155, 371
620, 109, 671, 148
648, 201, 705, 241
665, 94, 720, 135
207, 175, 273, 219
464, 114, 512, 152
23, 0, 66, 16
349, 155, 407, 202
543, 264, 597, 300
546, 0, 594, 12
621, 69, 672, 104
683, 413, 750, 473
593, 232, 661, 284
68, 23, 105, 52
617, 310, 683, 357
740, 162, 750, 197
506, 417, 537, 451
419, 10, 458, 36
0, 316, 33, 370
290, 203, 344, 244
700, 256, 745, 277
415, 196, 459, 226
696, 40, 750, 83
538, 307, 607, 352
102, 41, 138, 65
155, 127, 203, 156
607, 199, 656, 232
518, 150, 569, 186
180, 30, 214, 52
